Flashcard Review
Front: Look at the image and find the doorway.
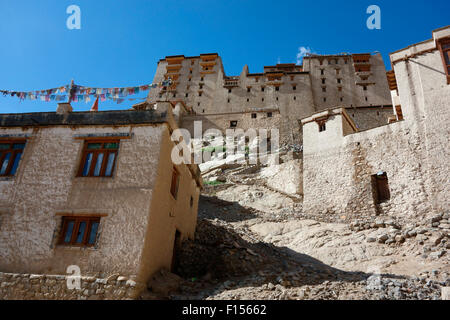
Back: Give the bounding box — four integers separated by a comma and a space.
171, 230, 182, 273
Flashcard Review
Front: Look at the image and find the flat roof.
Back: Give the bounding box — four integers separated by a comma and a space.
0, 109, 168, 128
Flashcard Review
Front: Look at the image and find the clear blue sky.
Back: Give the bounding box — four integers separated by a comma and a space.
0, 0, 448, 113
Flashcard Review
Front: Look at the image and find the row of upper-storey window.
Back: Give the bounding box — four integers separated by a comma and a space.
0, 139, 120, 178
314, 58, 350, 66
1, 138, 182, 195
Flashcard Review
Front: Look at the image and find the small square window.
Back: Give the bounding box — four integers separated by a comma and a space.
247, 87, 251, 93
318, 122, 326, 132
322, 87, 326, 93
78, 140, 119, 178
322, 79, 326, 84
251, 113, 257, 119
59, 216, 101, 247
267, 112, 273, 118
228, 89, 232, 93
293, 86, 297, 91
230, 121, 238, 128
0, 140, 26, 176
275, 86, 280, 91
261, 87, 265, 92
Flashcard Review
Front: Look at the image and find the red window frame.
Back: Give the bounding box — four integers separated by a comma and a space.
58, 216, 101, 247
0, 140, 26, 177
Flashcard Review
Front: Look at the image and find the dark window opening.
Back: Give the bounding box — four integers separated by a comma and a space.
275, 86, 280, 91
267, 112, 273, 118
190, 196, 194, 208
228, 89, 232, 93
372, 172, 391, 203
247, 87, 251, 93
0, 140, 26, 176
230, 121, 238, 128
261, 87, 265, 92
59, 216, 101, 247
170, 166, 180, 199
78, 140, 119, 178
251, 113, 257, 119
318, 121, 326, 132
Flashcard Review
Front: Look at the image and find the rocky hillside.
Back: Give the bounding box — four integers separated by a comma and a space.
142, 150, 449, 300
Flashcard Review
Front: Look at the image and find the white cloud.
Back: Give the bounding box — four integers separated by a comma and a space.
296, 46, 313, 65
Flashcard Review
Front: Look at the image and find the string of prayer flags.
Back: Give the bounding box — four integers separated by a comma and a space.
0, 78, 172, 104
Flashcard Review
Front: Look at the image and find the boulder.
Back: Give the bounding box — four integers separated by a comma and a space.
147, 269, 184, 297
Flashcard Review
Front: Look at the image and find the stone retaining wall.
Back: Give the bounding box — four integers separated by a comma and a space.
0, 272, 146, 300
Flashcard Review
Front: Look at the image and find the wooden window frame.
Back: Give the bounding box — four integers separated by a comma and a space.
170, 166, 180, 199
437, 37, 450, 84
0, 139, 27, 177
77, 139, 120, 178
58, 216, 101, 247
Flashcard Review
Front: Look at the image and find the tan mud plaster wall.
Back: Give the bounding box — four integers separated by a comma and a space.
0, 124, 165, 281
302, 117, 432, 221
392, 46, 450, 215
346, 107, 394, 131
181, 111, 288, 144
138, 124, 201, 285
